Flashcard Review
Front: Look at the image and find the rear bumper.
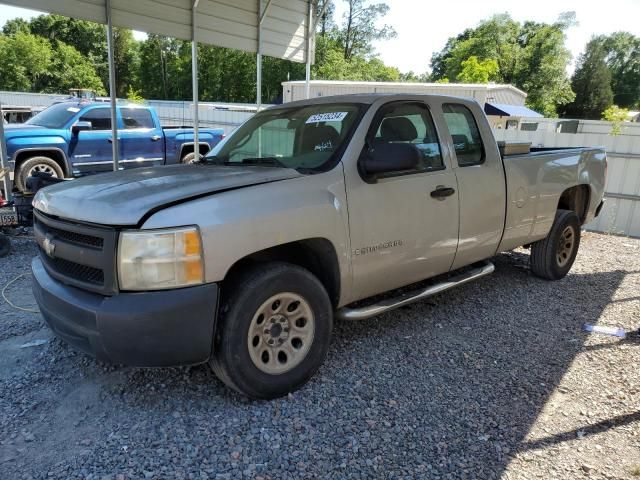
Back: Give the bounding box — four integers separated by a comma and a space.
32, 257, 218, 366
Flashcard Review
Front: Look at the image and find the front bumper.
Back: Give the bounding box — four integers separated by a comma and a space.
32, 257, 219, 366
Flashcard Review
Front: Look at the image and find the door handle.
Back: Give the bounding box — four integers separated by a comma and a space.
430, 186, 456, 199
151, 135, 161, 141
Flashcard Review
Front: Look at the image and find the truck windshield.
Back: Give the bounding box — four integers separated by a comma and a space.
204, 103, 365, 173
26, 103, 81, 129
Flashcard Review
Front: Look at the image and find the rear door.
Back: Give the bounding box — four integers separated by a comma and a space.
118, 107, 165, 169
346, 101, 460, 301
441, 102, 507, 269
68, 106, 114, 175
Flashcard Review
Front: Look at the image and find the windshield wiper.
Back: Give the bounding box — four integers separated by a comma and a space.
238, 157, 287, 168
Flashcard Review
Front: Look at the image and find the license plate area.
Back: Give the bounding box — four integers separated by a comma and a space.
0, 207, 18, 227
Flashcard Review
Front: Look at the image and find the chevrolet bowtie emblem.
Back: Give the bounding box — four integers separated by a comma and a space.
43, 236, 56, 258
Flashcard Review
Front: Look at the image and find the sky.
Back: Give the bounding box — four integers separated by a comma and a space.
1, 1, 639, 75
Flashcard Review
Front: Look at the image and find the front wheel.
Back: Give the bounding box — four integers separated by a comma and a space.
16, 156, 64, 192
210, 262, 333, 399
180, 152, 203, 164
530, 209, 581, 280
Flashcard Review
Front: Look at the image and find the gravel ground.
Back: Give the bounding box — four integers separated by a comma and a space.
0, 231, 639, 480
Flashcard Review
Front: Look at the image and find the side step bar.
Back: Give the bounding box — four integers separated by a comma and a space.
337, 261, 495, 321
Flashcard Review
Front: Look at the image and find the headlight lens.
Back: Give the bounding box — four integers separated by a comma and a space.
118, 226, 204, 291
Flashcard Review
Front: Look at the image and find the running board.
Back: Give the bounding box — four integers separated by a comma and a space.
337, 261, 495, 321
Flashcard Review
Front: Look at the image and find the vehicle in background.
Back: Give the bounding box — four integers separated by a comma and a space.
30, 94, 606, 399
2, 105, 44, 124
4, 102, 225, 191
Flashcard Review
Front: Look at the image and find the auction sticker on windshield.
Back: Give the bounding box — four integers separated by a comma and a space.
306, 112, 349, 124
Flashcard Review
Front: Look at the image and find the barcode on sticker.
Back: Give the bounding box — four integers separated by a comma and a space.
306, 112, 348, 124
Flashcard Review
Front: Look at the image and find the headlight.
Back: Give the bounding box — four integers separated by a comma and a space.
118, 226, 204, 291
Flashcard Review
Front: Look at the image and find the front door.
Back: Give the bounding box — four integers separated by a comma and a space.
346, 101, 460, 301
119, 107, 165, 169
68, 106, 114, 175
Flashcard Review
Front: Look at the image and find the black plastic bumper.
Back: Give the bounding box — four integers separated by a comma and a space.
32, 257, 218, 366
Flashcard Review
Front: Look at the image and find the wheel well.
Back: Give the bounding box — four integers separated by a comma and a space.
224, 239, 341, 308
15, 150, 68, 176
180, 143, 210, 159
557, 185, 590, 224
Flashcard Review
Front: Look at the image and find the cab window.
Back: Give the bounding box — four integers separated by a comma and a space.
78, 108, 111, 130
370, 102, 444, 173
442, 103, 484, 166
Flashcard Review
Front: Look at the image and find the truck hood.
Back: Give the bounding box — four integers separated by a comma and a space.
33, 164, 302, 226
4, 124, 50, 137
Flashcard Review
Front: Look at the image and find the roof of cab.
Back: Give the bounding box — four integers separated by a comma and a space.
268, 93, 480, 110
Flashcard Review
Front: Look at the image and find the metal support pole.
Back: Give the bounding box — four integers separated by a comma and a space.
105, 0, 119, 171
192, 0, 200, 157
256, 0, 273, 111
0, 104, 12, 201
305, 0, 313, 99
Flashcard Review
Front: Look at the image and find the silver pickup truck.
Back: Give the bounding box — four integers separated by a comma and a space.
31, 94, 606, 399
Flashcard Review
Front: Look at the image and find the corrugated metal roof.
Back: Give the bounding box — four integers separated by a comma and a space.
0, 0, 314, 62
484, 103, 543, 118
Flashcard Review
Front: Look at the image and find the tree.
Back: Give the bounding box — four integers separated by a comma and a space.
564, 40, 614, 119
456, 56, 499, 83
429, 13, 576, 116
589, 32, 640, 109
337, 0, 396, 60
602, 105, 629, 135
0, 32, 52, 91
40, 41, 106, 95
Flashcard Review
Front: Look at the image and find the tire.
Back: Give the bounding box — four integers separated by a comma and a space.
16, 156, 64, 192
210, 262, 333, 399
0, 234, 10, 258
180, 152, 202, 164
530, 209, 581, 280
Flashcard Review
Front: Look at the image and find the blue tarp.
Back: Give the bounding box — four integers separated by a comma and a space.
484, 103, 543, 118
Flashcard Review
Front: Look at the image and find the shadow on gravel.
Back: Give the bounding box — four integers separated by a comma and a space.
2, 249, 635, 479
324, 252, 632, 478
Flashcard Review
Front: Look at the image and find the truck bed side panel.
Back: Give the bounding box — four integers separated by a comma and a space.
499, 148, 606, 252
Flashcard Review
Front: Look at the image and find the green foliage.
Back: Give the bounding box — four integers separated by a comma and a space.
430, 13, 576, 116
602, 105, 629, 135
43, 41, 106, 95
564, 40, 614, 119
336, 0, 396, 60
456, 56, 499, 83
126, 85, 144, 102
0, 31, 52, 91
589, 32, 640, 109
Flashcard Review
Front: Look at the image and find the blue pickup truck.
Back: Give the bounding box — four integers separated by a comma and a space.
4, 102, 225, 191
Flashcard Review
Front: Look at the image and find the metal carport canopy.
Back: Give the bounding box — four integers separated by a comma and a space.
0, 0, 315, 62
0, 0, 322, 200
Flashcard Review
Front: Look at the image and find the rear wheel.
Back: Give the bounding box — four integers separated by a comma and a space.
180, 152, 202, 164
210, 262, 333, 399
530, 209, 581, 280
16, 156, 64, 192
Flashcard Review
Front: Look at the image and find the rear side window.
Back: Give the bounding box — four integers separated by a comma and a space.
443, 103, 484, 166
121, 108, 155, 129
370, 102, 444, 172
79, 108, 111, 130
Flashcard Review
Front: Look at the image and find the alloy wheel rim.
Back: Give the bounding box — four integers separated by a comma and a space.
27, 164, 58, 178
556, 226, 575, 267
247, 292, 315, 375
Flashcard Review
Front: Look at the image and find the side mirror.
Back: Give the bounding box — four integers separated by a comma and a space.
72, 121, 92, 135
361, 143, 420, 177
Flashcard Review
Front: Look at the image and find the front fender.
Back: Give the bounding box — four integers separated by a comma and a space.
141, 166, 352, 305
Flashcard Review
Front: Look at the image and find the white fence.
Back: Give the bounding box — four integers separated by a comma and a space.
495, 129, 640, 238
